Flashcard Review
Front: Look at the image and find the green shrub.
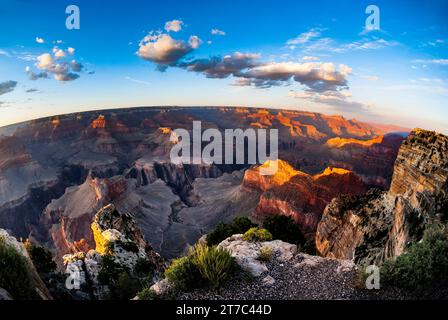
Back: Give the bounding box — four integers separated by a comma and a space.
232, 217, 257, 234
381, 223, 448, 295
192, 243, 235, 289
137, 287, 159, 300
354, 266, 371, 289
243, 228, 273, 242
98, 255, 145, 300
25, 242, 56, 276
134, 258, 154, 277
97, 255, 125, 287
207, 217, 256, 246
165, 243, 235, 291
0, 238, 38, 300
206, 223, 234, 246
257, 246, 273, 262
115, 272, 141, 300
165, 256, 202, 291
262, 215, 304, 245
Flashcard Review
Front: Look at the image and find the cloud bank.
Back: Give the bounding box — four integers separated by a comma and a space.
138, 33, 201, 68
0, 81, 18, 96
26, 46, 83, 82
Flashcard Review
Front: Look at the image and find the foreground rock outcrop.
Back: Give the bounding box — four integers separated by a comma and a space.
63, 204, 165, 299
0, 229, 52, 300
316, 129, 448, 264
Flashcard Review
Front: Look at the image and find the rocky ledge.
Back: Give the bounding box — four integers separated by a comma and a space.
152, 235, 408, 300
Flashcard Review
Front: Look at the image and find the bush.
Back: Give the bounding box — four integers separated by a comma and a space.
206, 223, 234, 246
137, 287, 159, 300
257, 246, 273, 262
165, 256, 202, 291
381, 223, 448, 296
134, 258, 154, 277
262, 215, 304, 245
25, 242, 56, 276
98, 254, 139, 299
0, 238, 38, 300
115, 272, 141, 300
232, 217, 257, 234
97, 255, 125, 286
243, 228, 273, 242
192, 243, 235, 289
207, 217, 256, 246
165, 243, 235, 291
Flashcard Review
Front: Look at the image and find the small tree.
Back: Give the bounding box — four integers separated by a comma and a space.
25, 242, 56, 276
207, 217, 257, 246
381, 223, 448, 296
263, 215, 305, 245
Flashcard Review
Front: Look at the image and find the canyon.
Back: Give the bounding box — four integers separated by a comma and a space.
0, 107, 407, 264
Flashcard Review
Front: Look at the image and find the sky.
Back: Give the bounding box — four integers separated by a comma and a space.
0, 0, 447, 133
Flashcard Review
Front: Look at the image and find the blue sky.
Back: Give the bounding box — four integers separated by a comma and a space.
0, 0, 447, 133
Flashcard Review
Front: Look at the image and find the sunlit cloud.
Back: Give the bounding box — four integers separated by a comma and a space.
165, 19, 184, 32
211, 28, 226, 36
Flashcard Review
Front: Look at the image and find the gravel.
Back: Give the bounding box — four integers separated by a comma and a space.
177, 253, 411, 300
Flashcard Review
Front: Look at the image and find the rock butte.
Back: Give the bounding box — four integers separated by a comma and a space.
316, 129, 448, 265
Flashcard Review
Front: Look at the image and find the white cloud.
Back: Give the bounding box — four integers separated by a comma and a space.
34, 52, 81, 82
422, 39, 446, 47
360, 75, 380, 81
412, 59, 448, 66
288, 28, 399, 54
302, 56, 319, 61
67, 47, 75, 55
35, 37, 45, 44
138, 32, 199, 67
232, 78, 252, 87
341, 38, 399, 51
36, 53, 54, 69
417, 78, 443, 83
165, 20, 184, 32
289, 89, 370, 114
125, 76, 151, 85
211, 29, 226, 36
0, 49, 9, 57
53, 48, 66, 59
188, 35, 202, 49
239, 61, 352, 91
287, 28, 323, 46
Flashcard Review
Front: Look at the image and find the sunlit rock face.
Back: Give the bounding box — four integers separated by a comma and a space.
0, 107, 405, 262
325, 134, 404, 189
63, 204, 165, 299
245, 160, 367, 236
316, 129, 448, 265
